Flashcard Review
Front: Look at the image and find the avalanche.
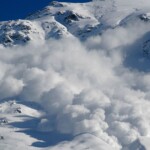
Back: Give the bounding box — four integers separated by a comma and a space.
1, 0, 150, 150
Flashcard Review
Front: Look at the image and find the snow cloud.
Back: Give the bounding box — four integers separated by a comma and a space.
1, 20, 150, 149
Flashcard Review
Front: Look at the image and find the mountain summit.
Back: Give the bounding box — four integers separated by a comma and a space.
0, 0, 149, 46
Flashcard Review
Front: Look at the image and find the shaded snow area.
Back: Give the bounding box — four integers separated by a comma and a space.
2, 0, 150, 150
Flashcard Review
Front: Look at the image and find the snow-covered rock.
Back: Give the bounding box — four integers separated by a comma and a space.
0, 20, 44, 46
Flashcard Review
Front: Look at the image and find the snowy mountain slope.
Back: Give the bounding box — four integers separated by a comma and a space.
1, 0, 150, 45
0, 20, 44, 46
0, 100, 114, 150
47, 133, 114, 150
0, 100, 42, 150
0, 0, 150, 48
1, 0, 150, 150
128, 137, 150, 150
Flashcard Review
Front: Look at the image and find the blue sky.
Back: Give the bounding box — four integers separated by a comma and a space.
0, 0, 90, 21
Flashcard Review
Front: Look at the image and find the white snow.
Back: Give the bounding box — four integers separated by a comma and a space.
1, 0, 150, 150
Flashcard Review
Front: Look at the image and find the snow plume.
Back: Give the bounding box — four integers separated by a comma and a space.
1, 20, 150, 149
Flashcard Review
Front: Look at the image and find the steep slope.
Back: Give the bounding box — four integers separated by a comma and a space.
0, 0, 150, 52
0, 20, 44, 46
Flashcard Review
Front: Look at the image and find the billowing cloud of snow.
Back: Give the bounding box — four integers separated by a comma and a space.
1, 20, 150, 149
